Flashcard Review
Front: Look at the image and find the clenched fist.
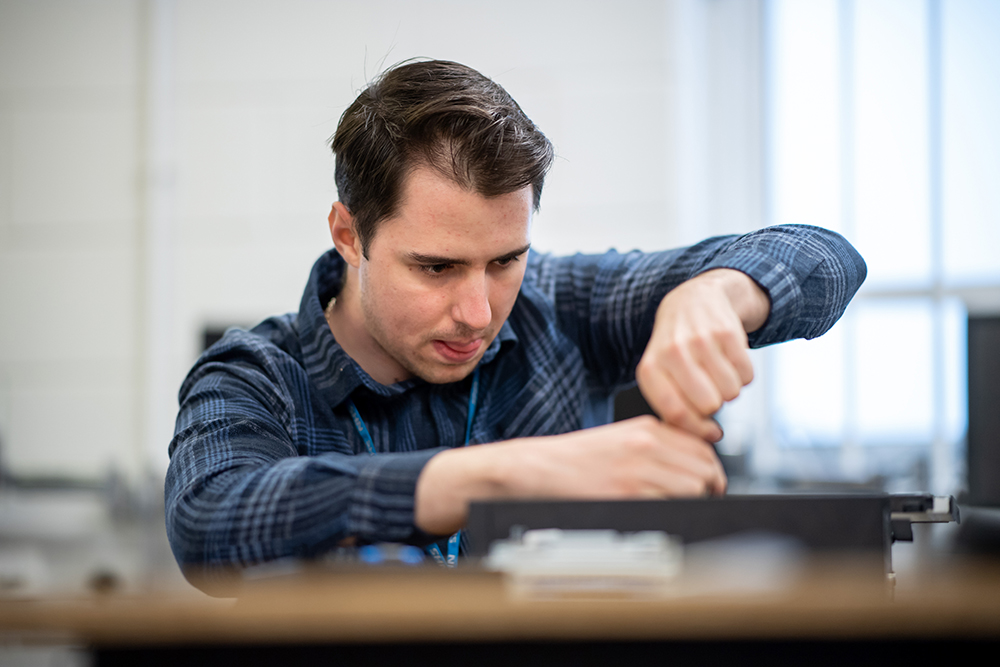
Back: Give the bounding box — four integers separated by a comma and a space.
637, 269, 769, 442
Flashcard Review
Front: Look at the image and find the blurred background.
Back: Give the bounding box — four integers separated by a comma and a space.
0, 0, 998, 599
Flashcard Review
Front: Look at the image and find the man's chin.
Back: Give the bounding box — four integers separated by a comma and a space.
420, 365, 478, 385
411, 358, 481, 385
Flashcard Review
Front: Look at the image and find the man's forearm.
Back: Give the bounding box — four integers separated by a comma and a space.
704, 225, 867, 347
413, 418, 727, 536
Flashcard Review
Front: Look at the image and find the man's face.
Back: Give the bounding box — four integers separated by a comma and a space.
357, 166, 532, 384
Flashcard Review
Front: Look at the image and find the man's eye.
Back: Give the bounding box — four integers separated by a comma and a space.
495, 255, 520, 268
423, 264, 452, 275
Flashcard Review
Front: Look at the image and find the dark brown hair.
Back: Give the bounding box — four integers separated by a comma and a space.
331, 60, 554, 257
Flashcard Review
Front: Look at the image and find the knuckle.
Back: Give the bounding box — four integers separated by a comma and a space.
633, 414, 659, 430
664, 343, 685, 365
636, 354, 651, 375
718, 327, 741, 345
663, 401, 688, 425
625, 433, 657, 456
678, 476, 706, 498
689, 335, 711, 355
635, 355, 657, 382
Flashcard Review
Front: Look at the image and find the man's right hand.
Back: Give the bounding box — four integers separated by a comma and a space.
413, 415, 726, 536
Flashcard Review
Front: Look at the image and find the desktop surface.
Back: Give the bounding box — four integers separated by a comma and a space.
1, 555, 999, 647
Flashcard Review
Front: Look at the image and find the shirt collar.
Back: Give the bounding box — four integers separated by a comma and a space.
296, 249, 518, 408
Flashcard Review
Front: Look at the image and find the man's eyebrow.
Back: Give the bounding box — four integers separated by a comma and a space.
407, 252, 470, 266
407, 244, 531, 266
492, 244, 532, 263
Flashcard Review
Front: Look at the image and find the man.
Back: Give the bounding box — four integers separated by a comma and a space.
165, 60, 866, 574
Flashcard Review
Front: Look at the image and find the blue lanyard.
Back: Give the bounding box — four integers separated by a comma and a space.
346, 367, 480, 568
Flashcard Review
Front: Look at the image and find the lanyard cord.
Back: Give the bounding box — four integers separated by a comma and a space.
346, 367, 480, 568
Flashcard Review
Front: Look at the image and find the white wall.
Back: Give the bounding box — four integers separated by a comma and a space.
0, 0, 763, 482
0, 0, 144, 479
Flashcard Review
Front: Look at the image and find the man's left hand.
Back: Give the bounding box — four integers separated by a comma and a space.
636, 269, 769, 442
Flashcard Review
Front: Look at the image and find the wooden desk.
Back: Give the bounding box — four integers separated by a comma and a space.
2, 556, 999, 665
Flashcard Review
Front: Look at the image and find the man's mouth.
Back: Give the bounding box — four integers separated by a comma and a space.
432, 339, 483, 363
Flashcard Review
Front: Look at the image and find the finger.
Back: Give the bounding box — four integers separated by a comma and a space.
638, 370, 723, 442
640, 445, 727, 498
718, 328, 754, 386
662, 342, 725, 416
692, 335, 744, 403
645, 418, 719, 460
713, 469, 728, 495
645, 420, 728, 492
638, 472, 708, 498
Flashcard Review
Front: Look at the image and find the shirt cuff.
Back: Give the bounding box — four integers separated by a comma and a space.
695, 241, 822, 348
347, 448, 447, 543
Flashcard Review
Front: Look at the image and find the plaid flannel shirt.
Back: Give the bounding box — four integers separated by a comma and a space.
165, 224, 866, 572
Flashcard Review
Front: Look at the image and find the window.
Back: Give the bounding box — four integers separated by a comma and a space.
725, 0, 999, 494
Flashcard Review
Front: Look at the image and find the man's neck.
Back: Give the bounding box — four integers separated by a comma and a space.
324, 268, 411, 385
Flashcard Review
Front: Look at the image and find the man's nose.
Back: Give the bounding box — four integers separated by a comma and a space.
452, 273, 492, 332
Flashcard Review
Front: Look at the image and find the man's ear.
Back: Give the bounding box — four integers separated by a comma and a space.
328, 202, 364, 268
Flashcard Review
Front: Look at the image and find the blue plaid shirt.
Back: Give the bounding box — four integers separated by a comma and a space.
165, 225, 866, 571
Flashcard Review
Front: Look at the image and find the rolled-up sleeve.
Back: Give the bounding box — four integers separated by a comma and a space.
526, 224, 866, 387
694, 224, 868, 347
